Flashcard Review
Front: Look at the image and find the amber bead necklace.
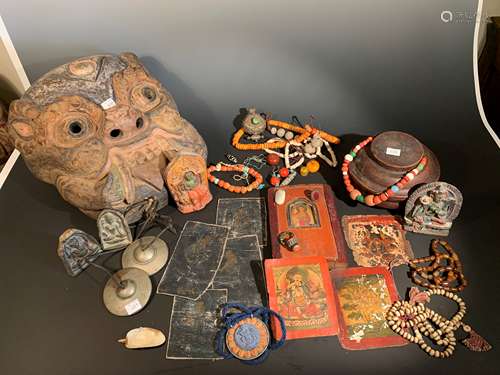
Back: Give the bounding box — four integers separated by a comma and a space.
342, 136, 428, 206
409, 240, 467, 292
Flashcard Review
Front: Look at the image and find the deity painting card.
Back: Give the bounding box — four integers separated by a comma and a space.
265, 256, 339, 340
342, 215, 413, 268
267, 184, 347, 267
331, 267, 407, 350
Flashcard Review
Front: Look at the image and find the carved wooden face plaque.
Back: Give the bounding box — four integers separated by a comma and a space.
7, 53, 212, 220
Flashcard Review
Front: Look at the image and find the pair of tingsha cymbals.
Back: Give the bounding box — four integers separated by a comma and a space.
103, 237, 169, 316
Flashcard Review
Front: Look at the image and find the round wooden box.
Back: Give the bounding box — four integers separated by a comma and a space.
348, 131, 440, 209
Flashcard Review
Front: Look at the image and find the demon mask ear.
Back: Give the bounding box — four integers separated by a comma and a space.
7, 99, 40, 140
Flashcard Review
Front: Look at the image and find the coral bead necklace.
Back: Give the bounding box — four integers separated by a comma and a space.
207, 163, 264, 194
232, 120, 340, 151
342, 136, 427, 206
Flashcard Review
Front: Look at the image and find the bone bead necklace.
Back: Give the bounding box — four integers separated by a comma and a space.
386, 288, 491, 358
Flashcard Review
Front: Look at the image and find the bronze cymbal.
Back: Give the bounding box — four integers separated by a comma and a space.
103, 268, 152, 316
121, 236, 169, 276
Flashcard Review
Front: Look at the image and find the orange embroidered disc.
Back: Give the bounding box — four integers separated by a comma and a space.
225, 317, 270, 360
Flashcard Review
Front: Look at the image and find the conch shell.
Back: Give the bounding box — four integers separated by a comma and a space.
118, 327, 166, 349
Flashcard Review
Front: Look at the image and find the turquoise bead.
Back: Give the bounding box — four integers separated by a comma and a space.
356, 195, 364, 203
391, 185, 399, 192
243, 166, 249, 174
251, 117, 261, 125
417, 163, 424, 171
350, 151, 357, 158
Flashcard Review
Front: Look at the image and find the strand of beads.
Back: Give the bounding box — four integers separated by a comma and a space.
232, 119, 340, 151
342, 136, 428, 206
232, 123, 310, 150
409, 240, 468, 292
386, 288, 466, 358
207, 163, 264, 194
284, 140, 305, 170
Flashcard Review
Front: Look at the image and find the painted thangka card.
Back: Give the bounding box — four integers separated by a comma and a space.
211, 235, 264, 306
157, 221, 229, 300
216, 198, 267, 246
265, 256, 339, 340
331, 267, 407, 350
342, 215, 413, 268
166, 289, 227, 359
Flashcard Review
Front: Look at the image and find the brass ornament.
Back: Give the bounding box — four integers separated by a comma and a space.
102, 268, 152, 316
121, 236, 169, 276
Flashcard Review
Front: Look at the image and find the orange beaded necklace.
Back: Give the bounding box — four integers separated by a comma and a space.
207, 163, 264, 194
231, 120, 340, 151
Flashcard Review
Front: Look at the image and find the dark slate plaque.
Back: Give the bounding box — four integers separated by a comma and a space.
211, 235, 265, 306
166, 289, 227, 359
157, 221, 229, 300
216, 198, 267, 246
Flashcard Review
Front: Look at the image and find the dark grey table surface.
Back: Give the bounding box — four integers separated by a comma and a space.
0, 130, 498, 375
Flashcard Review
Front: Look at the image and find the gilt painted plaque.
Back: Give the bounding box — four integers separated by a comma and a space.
342, 215, 413, 268
265, 256, 338, 340
332, 267, 407, 350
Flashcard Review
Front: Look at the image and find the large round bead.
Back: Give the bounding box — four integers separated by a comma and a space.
350, 189, 361, 200
365, 194, 375, 206
266, 154, 280, 166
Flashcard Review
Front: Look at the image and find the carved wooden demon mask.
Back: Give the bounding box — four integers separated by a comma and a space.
8, 53, 212, 220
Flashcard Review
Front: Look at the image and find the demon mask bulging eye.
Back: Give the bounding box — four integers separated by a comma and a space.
51, 115, 97, 148
67, 120, 85, 137
131, 83, 162, 112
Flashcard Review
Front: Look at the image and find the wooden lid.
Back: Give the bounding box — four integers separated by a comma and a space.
370, 131, 423, 171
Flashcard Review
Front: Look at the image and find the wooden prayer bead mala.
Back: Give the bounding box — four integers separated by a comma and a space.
342, 136, 428, 206
386, 288, 491, 358
409, 240, 467, 292
207, 163, 264, 194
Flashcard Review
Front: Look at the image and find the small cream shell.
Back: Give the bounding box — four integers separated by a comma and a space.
118, 327, 166, 349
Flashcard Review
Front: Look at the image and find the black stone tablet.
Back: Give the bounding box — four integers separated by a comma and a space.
157, 221, 229, 300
